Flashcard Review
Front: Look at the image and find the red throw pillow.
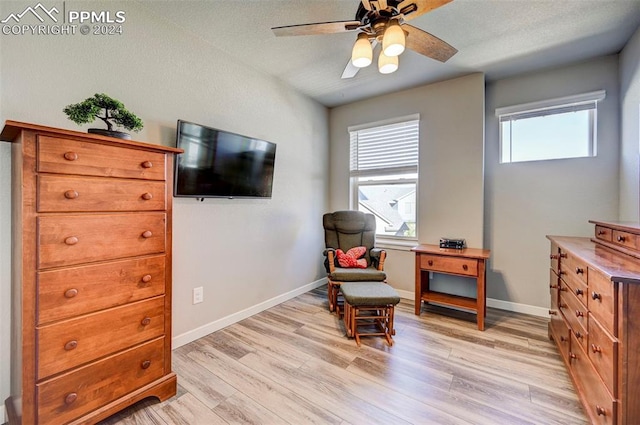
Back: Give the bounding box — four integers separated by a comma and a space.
336, 246, 367, 268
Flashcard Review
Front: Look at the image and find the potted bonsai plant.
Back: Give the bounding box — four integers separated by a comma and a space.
63, 93, 143, 140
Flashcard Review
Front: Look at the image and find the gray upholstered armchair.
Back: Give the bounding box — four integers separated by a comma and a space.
323, 210, 387, 313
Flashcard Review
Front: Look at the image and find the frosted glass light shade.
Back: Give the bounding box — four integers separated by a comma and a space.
378, 52, 398, 74
382, 20, 405, 57
351, 33, 372, 68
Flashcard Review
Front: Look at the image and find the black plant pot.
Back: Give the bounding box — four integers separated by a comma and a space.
88, 128, 132, 140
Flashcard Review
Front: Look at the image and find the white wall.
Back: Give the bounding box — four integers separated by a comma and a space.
620, 26, 640, 221
484, 56, 620, 310
329, 73, 486, 297
0, 0, 329, 408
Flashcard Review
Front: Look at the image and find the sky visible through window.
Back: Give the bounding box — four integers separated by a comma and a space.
502, 110, 591, 163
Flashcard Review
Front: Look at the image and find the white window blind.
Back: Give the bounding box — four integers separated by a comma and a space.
350, 119, 419, 177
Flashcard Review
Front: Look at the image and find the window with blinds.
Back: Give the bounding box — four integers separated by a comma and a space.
349, 117, 419, 240
496, 90, 605, 163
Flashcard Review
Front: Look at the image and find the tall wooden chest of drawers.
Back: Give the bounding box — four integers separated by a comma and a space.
548, 220, 640, 425
2, 121, 181, 424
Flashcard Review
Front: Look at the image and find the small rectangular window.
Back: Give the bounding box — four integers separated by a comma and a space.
497, 90, 605, 164
349, 116, 419, 240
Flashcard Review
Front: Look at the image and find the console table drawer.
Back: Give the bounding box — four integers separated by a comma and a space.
38, 296, 165, 378
37, 135, 166, 180
38, 175, 166, 212
38, 213, 166, 269
36, 337, 165, 425
420, 254, 478, 277
37, 255, 166, 324
595, 226, 612, 242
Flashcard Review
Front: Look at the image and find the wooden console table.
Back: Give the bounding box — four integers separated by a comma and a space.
412, 244, 490, 330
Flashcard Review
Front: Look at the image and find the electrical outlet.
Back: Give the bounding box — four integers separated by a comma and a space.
192, 287, 204, 304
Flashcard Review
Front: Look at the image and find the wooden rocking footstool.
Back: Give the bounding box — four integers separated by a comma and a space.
340, 282, 401, 346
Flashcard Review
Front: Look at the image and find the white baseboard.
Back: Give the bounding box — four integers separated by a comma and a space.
172, 278, 327, 349
395, 288, 549, 318
1, 405, 5, 423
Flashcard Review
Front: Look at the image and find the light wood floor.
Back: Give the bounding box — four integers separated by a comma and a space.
99, 287, 588, 425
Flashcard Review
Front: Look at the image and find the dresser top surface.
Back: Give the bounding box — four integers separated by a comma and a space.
1, 120, 183, 154
547, 235, 640, 284
411, 243, 490, 259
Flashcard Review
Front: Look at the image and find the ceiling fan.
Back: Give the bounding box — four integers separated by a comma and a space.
271, 0, 457, 79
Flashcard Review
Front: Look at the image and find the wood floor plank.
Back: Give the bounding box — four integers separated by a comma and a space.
99, 286, 588, 425
212, 392, 290, 425
154, 393, 228, 425
187, 338, 342, 424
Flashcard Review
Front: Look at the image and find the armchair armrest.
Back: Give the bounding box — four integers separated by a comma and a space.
323, 248, 336, 273
370, 248, 387, 271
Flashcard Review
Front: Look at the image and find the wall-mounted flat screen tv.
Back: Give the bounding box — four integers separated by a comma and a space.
174, 120, 276, 199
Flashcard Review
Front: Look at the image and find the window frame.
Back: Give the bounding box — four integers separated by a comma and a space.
496, 90, 605, 164
348, 114, 420, 243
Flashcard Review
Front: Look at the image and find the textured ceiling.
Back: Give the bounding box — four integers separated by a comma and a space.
142, 0, 640, 107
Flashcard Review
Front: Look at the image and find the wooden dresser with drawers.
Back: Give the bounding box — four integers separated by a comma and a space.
548, 220, 640, 425
2, 121, 182, 424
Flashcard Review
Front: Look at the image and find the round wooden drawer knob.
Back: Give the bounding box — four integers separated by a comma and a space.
575, 331, 583, 340
142, 274, 152, 283
65, 393, 78, 405
427, 260, 433, 266
64, 340, 78, 351
462, 264, 468, 271
560, 336, 567, 342
569, 352, 577, 360
141, 192, 153, 200
141, 360, 151, 369
575, 310, 584, 318
596, 406, 606, 416
549, 254, 559, 260
64, 288, 78, 298
141, 161, 153, 169
142, 230, 153, 238
141, 317, 151, 326
64, 152, 78, 161
591, 344, 602, 353
575, 267, 584, 275
548, 310, 557, 315
64, 190, 79, 199
65, 236, 79, 245
617, 235, 626, 242
597, 230, 606, 235
575, 288, 583, 296
592, 292, 602, 301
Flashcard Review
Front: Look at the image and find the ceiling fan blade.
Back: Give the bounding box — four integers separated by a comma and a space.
398, 0, 453, 21
404, 24, 457, 62
342, 61, 360, 79
272, 20, 361, 36
341, 39, 378, 79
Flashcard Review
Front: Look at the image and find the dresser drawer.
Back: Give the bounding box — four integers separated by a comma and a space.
37, 255, 166, 324
549, 280, 570, 364
612, 230, 639, 251
559, 289, 588, 352
37, 135, 166, 180
595, 226, 612, 242
419, 254, 478, 277
569, 334, 616, 425
38, 296, 165, 378
561, 272, 588, 309
38, 213, 166, 269
561, 251, 588, 287
588, 313, 618, 397
588, 268, 616, 336
38, 175, 166, 212
36, 337, 165, 425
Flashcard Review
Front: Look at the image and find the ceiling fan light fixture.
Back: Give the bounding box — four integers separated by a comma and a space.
382, 20, 405, 57
378, 52, 398, 74
351, 33, 373, 68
